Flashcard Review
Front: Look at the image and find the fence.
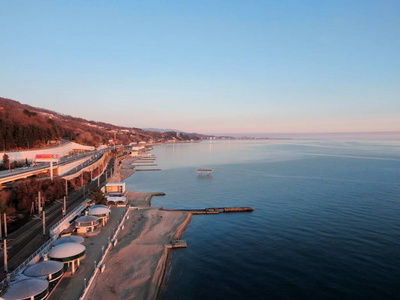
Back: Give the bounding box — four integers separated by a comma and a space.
50, 200, 90, 237
79, 207, 131, 300
10, 235, 58, 279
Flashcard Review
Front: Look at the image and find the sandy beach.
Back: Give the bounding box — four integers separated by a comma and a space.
86, 191, 191, 300
108, 156, 137, 183
84, 153, 193, 300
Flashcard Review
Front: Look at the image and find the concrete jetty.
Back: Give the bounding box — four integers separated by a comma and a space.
161, 207, 254, 214
165, 240, 187, 249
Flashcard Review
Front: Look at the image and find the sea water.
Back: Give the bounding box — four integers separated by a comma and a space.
124, 140, 400, 299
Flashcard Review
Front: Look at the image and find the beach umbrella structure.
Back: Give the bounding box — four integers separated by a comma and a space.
74, 215, 100, 235
52, 235, 85, 246
91, 204, 109, 209
23, 260, 64, 290
1, 278, 49, 300
88, 206, 111, 226
48, 242, 86, 274
23, 260, 64, 282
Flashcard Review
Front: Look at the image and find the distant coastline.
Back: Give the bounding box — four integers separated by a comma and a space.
211, 131, 400, 140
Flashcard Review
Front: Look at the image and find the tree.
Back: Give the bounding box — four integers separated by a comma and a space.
2, 153, 9, 169
90, 188, 107, 205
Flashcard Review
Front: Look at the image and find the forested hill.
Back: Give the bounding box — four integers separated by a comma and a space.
0, 97, 200, 151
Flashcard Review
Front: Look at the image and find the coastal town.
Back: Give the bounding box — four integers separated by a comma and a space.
2, 1, 399, 298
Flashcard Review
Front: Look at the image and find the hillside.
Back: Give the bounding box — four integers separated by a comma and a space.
0, 97, 200, 151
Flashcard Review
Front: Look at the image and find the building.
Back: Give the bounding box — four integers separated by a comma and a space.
53, 235, 85, 246
105, 182, 125, 194
48, 243, 86, 274
1, 278, 49, 300
23, 260, 64, 289
104, 183, 127, 206
88, 206, 111, 226
74, 215, 100, 235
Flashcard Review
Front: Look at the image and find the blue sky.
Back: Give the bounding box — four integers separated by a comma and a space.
0, 0, 399, 135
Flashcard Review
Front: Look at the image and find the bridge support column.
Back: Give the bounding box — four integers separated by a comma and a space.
50, 161, 54, 181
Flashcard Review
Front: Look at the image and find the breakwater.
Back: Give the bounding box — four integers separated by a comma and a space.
161, 207, 253, 214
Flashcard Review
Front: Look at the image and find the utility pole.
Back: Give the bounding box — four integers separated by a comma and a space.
63, 196, 66, 217
42, 210, 46, 236
65, 179, 68, 196
3, 239, 7, 273
3, 213, 7, 238
50, 161, 54, 181
38, 191, 41, 213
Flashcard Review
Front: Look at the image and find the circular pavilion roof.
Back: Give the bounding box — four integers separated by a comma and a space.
91, 204, 108, 209
75, 215, 99, 223
88, 206, 111, 215
2, 278, 48, 299
23, 261, 64, 277
48, 243, 86, 259
53, 235, 85, 246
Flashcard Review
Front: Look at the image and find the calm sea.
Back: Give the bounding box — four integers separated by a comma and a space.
125, 140, 400, 299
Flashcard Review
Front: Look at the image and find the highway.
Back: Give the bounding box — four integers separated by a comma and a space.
0, 150, 105, 186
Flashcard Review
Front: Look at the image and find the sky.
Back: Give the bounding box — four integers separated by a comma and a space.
0, 0, 399, 135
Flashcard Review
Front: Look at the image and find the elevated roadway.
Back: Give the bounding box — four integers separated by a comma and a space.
0, 151, 101, 188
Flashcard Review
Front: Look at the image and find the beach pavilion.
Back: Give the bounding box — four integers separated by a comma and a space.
105, 182, 125, 194
74, 215, 100, 235
23, 260, 64, 289
1, 278, 49, 300
48, 242, 86, 274
52, 235, 85, 246
88, 206, 111, 226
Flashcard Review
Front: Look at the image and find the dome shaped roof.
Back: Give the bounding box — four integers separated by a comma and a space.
2, 278, 48, 299
75, 215, 99, 223
88, 206, 110, 215
53, 235, 85, 246
48, 243, 86, 259
23, 260, 64, 277
91, 204, 108, 209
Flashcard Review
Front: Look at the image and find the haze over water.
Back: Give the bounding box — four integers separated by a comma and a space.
126, 140, 400, 299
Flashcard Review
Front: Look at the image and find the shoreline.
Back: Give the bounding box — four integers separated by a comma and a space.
156, 212, 193, 299
86, 154, 193, 299
86, 203, 191, 299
